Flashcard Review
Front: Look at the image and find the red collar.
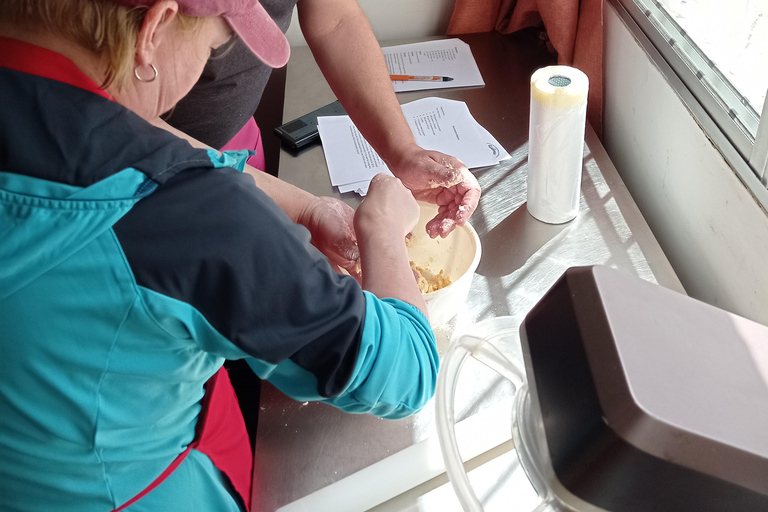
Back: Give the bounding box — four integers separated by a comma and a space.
0, 36, 113, 101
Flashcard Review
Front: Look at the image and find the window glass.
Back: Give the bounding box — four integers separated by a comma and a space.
657, 0, 767, 117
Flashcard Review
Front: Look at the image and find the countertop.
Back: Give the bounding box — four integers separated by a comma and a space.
252, 31, 685, 512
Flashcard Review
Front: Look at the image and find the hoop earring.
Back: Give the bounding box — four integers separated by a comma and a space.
134, 64, 158, 83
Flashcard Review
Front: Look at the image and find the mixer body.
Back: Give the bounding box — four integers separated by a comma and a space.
436, 266, 768, 512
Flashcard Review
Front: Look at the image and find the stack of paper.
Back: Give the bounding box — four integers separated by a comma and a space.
382, 38, 484, 92
317, 97, 509, 196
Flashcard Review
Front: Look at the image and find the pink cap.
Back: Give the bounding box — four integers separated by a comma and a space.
113, 0, 290, 68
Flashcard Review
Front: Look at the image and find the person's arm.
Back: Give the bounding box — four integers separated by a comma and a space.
297, 0, 481, 238
150, 117, 311, 222
297, 0, 414, 170
117, 162, 437, 419
150, 117, 360, 277
355, 174, 426, 316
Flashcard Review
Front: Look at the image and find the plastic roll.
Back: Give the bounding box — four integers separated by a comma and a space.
527, 65, 589, 224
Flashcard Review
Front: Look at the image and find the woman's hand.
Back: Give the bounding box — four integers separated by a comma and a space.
354, 174, 426, 313
354, 174, 420, 239
387, 145, 481, 239
300, 196, 361, 280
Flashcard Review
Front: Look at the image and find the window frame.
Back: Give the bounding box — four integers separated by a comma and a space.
753, 100, 768, 186
608, 0, 768, 210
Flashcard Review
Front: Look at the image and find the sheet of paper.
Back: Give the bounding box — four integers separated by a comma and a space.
318, 97, 506, 196
475, 123, 511, 162
337, 180, 372, 195
400, 97, 499, 168
317, 116, 393, 187
382, 38, 484, 93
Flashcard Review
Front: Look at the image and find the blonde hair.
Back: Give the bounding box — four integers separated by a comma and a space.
0, 0, 203, 89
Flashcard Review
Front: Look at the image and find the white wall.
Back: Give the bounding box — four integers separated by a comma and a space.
603, 1, 768, 325
285, 0, 456, 47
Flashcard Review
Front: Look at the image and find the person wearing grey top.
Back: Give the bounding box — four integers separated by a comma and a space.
167, 0, 296, 150
163, 0, 481, 242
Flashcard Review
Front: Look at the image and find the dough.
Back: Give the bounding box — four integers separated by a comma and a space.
410, 261, 452, 293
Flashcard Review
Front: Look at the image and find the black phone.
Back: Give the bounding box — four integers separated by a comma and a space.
273, 100, 347, 151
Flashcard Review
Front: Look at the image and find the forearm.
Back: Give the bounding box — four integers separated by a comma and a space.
247, 293, 438, 419
357, 230, 427, 317
241, 167, 316, 225
298, 0, 417, 167
149, 118, 316, 224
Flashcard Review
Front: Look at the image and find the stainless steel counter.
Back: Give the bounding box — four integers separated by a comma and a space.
252, 32, 684, 512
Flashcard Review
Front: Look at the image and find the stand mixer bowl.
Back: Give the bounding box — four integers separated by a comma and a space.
435, 315, 599, 512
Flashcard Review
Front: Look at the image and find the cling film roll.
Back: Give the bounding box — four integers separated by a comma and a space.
527, 65, 589, 224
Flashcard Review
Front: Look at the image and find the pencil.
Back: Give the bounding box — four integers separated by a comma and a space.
390, 75, 454, 82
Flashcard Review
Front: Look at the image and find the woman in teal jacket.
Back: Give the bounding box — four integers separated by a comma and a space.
0, 1, 437, 510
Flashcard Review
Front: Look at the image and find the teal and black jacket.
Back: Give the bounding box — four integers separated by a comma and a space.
0, 41, 438, 511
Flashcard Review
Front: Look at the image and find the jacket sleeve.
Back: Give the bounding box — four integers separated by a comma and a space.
114, 161, 438, 419
248, 293, 438, 419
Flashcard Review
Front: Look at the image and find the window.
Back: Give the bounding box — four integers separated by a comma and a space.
611, 0, 768, 194
655, 0, 766, 135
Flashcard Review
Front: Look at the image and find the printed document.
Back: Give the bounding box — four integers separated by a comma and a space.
382, 38, 484, 92
317, 97, 508, 196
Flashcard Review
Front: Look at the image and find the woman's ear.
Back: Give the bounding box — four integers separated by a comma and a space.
135, 0, 179, 67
